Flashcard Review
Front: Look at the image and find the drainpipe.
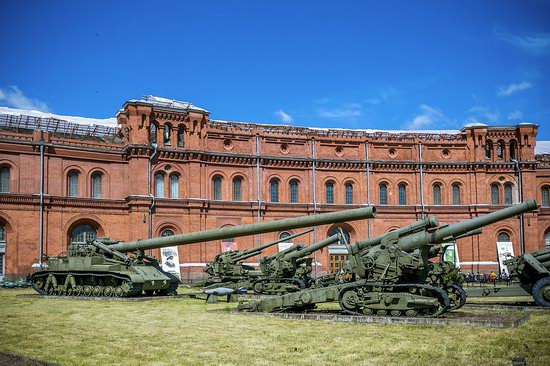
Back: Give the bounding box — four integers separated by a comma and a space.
38, 142, 44, 269
311, 138, 318, 277
365, 141, 371, 238
255, 134, 261, 252
418, 142, 425, 219
511, 159, 525, 254
148, 143, 158, 243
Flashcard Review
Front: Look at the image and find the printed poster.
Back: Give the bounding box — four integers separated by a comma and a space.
221, 241, 237, 252
160, 246, 181, 280
278, 242, 293, 252
443, 242, 461, 268
496, 241, 514, 275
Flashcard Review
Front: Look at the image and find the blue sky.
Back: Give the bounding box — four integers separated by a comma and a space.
1, 1, 549, 138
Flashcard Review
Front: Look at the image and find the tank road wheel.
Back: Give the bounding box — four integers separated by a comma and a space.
362, 308, 374, 316
252, 281, 265, 295
73, 285, 83, 297
83, 285, 93, 297
92, 286, 103, 297
376, 309, 388, 316
33, 277, 45, 292
104, 286, 115, 297
532, 277, 550, 307
118, 281, 132, 297
445, 284, 467, 310
405, 309, 418, 317
115, 286, 124, 297
390, 310, 402, 317
339, 289, 361, 313
55, 285, 65, 296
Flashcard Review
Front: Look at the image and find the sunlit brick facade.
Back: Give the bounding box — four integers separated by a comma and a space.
1, 96, 549, 280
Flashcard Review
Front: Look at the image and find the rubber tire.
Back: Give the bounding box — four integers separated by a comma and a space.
532, 277, 550, 307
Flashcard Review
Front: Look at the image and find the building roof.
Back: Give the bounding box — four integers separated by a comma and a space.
123, 95, 210, 114
0, 106, 117, 127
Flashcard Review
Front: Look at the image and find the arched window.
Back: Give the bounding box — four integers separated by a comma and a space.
329, 227, 351, 245
212, 176, 222, 200
0, 167, 10, 193
289, 180, 299, 203
279, 231, 291, 241
169, 175, 179, 198
504, 183, 513, 205
497, 232, 511, 242
155, 173, 165, 198
509, 140, 517, 160
379, 183, 388, 205
149, 123, 157, 144
161, 229, 175, 237
70, 224, 97, 244
0, 223, 5, 277
497, 140, 505, 159
177, 125, 185, 147
325, 182, 334, 204
485, 140, 493, 159
398, 183, 407, 205
345, 183, 353, 205
491, 184, 500, 205
68, 171, 79, 197
270, 179, 279, 203
233, 177, 242, 201
545, 229, 550, 251
452, 184, 461, 205
433, 184, 441, 205
163, 124, 171, 145
542, 186, 550, 207
91, 173, 102, 198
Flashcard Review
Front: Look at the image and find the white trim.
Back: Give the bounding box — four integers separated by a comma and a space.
460, 261, 499, 265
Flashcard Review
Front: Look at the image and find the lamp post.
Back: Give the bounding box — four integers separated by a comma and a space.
511, 158, 525, 254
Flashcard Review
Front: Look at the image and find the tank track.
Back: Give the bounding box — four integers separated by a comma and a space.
444, 284, 467, 310
252, 277, 305, 295
30, 272, 142, 298
338, 282, 451, 317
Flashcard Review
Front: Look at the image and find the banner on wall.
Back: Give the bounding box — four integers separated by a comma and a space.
160, 246, 181, 280
277, 242, 293, 252
496, 241, 514, 275
221, 241, 237, 252
443, 242, 461, 268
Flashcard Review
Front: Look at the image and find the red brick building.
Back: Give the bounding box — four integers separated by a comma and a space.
1, 96, 549, 280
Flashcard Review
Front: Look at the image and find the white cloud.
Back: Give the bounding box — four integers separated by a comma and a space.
494, 26, 550, 55
318, 104, 362, 119
497, 81, 533, 97
507, 110, 524, 120
404, 104, 445, 129
468, 106, 500, 122
275, 109, 293, 124
365, 98, 381, 105
0, 86, 50, 112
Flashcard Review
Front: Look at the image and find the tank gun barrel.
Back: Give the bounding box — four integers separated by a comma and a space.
110, 206, 376, 252
90, 240, 131, 263
232, 229, 313, 262
291, 234, 341, 259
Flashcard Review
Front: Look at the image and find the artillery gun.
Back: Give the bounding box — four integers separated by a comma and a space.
502, 249, 550, 307
239, 200, 538, 317
29, 206, 377, 297
203, 229, 313, 290
252, 233, 343, 295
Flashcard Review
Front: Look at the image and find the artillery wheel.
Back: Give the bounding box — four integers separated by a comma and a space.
252, 281, 265, 294
532, 277, 550, 307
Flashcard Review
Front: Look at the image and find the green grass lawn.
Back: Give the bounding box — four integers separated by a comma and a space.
1, 289, 549, 366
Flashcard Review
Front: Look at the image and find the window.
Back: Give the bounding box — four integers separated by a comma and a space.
170, 175, 179, 198
379, 183, 387, 205
398, 183, 407, 205
163, 124, 171, 145
0, 167, 10, 193
212, 176, 222, 200
433, 184, 441, 205
155, 173, 165, 198
485, 140, 494, 159
497, 140, 505, 159
68, 171, 79, 197
345, 183, 353, 205
177, 125, 185, 147
497, 232, 511, 242
491, 184, 500, 205
233, 177, 242, 201
329, 227, 351, 245
509, 140, 517, 160
70, 224, 97, 244
150, 123, 157, 144
0, 224, 5, 277
279, 231, 291, 241
326, 182, 334, 204
161, 229, 175, 237
452, 184, 461, 205
542, 186, 550, 207
91, 173, 102, 198
504, 183, 513, 205
545, 229, 550, 251
270, 179, 279, 203
290, 180, 299, 203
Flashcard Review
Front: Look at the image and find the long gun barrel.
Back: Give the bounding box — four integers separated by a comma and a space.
232, 229, 313, 262
287, 234, 341, 260
398, 200, 537, 253
110, 206, 377, 252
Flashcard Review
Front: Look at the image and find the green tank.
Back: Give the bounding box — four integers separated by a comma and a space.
239, 200, 538, 317
29, 206, 377, 297
203, 229, 313, 290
